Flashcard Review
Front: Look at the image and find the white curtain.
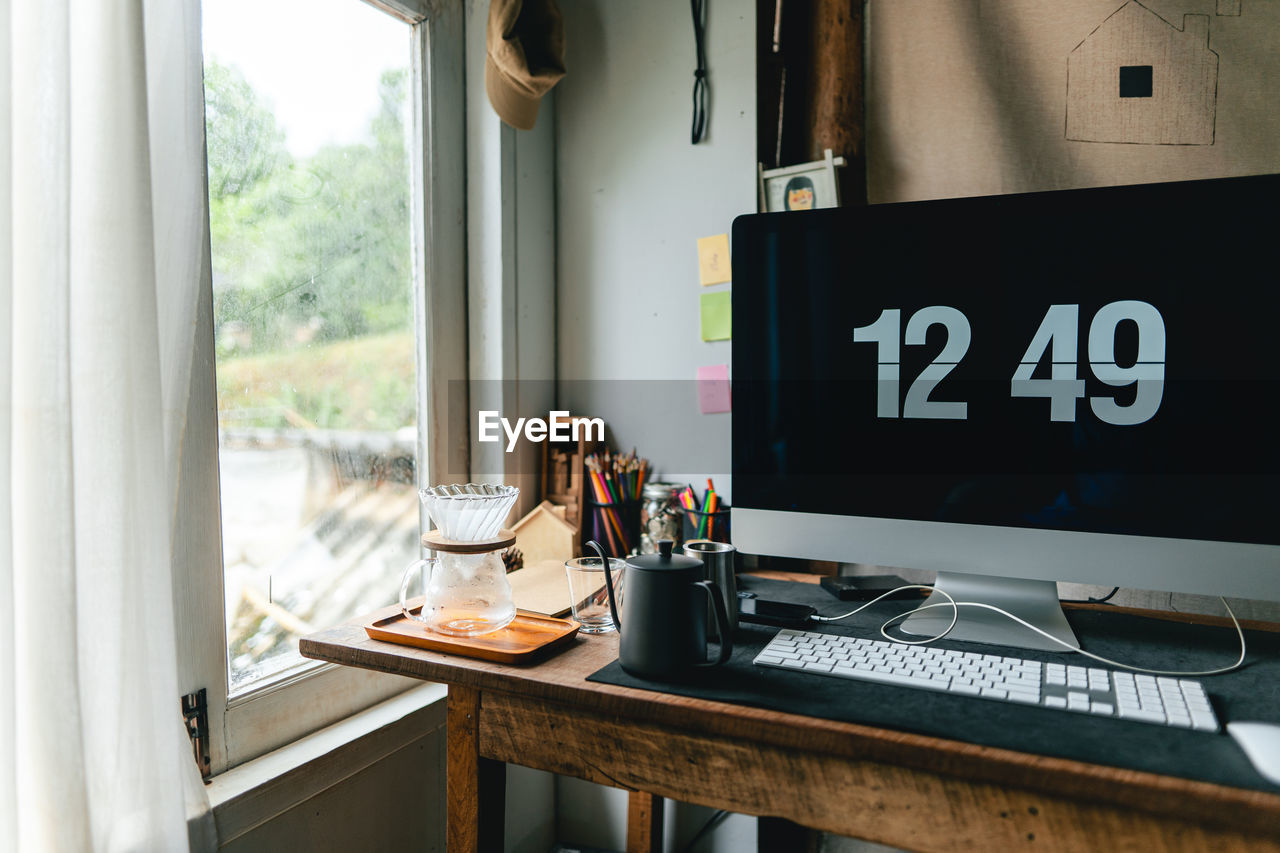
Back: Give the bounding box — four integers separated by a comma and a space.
1, 0, 214, 850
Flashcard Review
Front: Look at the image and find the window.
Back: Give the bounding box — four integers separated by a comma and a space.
1119, 65, 1153, 98
205, 0, 419, 690
177, 0, 467, 773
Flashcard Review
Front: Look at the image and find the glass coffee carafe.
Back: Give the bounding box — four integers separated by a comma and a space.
399, 483, 519, 637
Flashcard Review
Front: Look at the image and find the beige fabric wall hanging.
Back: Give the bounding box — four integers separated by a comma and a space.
867, 0, 1280, 202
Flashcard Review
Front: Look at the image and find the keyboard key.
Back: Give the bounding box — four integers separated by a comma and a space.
1191, 714, 1218, 732
1119, 707, 1166, 723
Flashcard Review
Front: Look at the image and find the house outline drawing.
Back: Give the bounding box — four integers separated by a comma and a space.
1066, 1, 1220, 145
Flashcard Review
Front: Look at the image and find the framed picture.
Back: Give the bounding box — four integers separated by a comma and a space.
758, 148, 846, 212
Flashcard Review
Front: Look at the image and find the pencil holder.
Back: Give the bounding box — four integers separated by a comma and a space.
586, 498, 640, 557
682, 507, 731, 545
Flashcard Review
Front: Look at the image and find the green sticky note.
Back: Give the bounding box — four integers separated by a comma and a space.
700, 290, 731, 341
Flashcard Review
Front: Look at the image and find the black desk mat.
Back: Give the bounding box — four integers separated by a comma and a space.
587, 576, 1280, 794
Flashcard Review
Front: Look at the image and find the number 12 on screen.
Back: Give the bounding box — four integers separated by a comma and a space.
852, 301, 1166, 426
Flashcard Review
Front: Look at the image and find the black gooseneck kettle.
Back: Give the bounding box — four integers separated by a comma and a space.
587, 539, 732, 679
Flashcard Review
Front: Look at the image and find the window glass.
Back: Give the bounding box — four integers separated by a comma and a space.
202, 0, 417, 690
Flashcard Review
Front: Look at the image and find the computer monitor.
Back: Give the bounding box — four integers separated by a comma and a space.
731, 174, 1280, 653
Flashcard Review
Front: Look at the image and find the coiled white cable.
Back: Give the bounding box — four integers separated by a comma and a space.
810, 585, 1247, 678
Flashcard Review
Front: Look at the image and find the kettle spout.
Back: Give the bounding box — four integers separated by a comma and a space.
586, 540, 621, 632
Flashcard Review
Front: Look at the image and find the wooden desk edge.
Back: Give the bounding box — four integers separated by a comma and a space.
299, 623, 1280, 838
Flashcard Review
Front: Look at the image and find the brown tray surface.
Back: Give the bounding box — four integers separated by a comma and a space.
365, 604, 579, 663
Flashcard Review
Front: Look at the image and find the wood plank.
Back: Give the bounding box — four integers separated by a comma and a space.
422, 529, 516, 554
1064, 599, 1280, 633
300, 617, 1280, 835
478, 692, 1280, 853
446, 686, 505, 853
446, 686, 480, 853
803, 0, 865, 204
626, 791, 663, 853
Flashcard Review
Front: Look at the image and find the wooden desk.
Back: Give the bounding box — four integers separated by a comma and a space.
301, 601, 1280, 853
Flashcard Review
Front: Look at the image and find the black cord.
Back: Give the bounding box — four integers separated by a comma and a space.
680, 809, 729, 853
1062, 586, 1121, 605
1089, 586, 1121, 603
690, 0, 708, 143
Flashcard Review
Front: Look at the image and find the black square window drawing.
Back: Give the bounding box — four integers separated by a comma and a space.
1119, 65, 1153, 98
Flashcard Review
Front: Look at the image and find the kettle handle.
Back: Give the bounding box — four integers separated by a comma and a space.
585, 540, 620, 633
694, 580, 733, 666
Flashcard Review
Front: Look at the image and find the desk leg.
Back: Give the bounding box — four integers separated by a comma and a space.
448, 685, 506, 853
626, 791, 664, 853
757, 817, 818, 853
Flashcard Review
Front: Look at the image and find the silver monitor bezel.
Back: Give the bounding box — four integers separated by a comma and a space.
732, 506, 1280, 603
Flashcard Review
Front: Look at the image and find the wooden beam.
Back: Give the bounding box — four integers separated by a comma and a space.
804, 0, 865, 204
447, 685, 506, 853
758, 0, 867, 202
626, 791, 664, 853
477, 691, 1280, 853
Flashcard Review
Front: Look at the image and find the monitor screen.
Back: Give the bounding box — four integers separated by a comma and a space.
733, 175, 1280, 561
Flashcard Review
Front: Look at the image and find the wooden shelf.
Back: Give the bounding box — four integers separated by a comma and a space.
540, 415, 602, 530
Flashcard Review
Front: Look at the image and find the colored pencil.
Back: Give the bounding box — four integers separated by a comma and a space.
585, 447, 652, 554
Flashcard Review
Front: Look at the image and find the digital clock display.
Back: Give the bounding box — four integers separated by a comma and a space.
853, 300, 1165, 426
732, 179, 1280, 546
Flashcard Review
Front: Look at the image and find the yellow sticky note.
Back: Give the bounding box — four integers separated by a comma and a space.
700, 290, 731, 341
697, 233, 732, 286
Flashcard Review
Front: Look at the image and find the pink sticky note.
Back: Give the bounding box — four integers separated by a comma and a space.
697, 365, 731, 414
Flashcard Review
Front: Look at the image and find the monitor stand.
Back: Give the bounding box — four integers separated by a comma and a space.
897, 573, 1081, 653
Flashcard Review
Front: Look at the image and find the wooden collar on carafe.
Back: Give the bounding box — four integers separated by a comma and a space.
421, 529, 517, 553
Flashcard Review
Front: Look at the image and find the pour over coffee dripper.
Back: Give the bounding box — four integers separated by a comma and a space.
399, 484, 519, 637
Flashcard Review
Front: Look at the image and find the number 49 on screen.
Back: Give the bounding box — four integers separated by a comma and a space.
852, 301, 1165, 426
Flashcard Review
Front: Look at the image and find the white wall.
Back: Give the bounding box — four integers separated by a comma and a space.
218, 734, 444, 853
555, 0, 757, 502
551, 1, 758, 850
217, 738, 554, 853
466, 0, 558, 519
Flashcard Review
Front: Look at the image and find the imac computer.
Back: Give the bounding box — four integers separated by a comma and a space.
731, 174, 1280, 653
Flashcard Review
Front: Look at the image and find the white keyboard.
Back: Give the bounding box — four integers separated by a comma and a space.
754, 629, 1220, 731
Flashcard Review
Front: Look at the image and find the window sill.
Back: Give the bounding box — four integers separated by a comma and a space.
206, 682, 447, 846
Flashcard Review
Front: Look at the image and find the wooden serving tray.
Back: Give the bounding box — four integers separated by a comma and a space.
365, 604, 580, 663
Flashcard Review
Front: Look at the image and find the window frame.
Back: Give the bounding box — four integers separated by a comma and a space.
174, 0, 469, 775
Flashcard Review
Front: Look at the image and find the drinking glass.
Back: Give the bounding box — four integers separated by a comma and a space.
564, 556, 625, 633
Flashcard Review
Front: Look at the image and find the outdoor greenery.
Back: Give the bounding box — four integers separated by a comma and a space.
205, 58, 415, 431
216, 331, 416, 431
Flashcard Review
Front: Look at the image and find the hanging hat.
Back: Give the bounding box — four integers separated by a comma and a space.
485, 0, 567, 131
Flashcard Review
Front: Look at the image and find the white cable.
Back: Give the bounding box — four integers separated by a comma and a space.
810, 584, 959, 645
810, 585, 1247, 677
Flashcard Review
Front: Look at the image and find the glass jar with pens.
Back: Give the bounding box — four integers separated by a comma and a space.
679, 479, 731, 545
585, 448, 648, 556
